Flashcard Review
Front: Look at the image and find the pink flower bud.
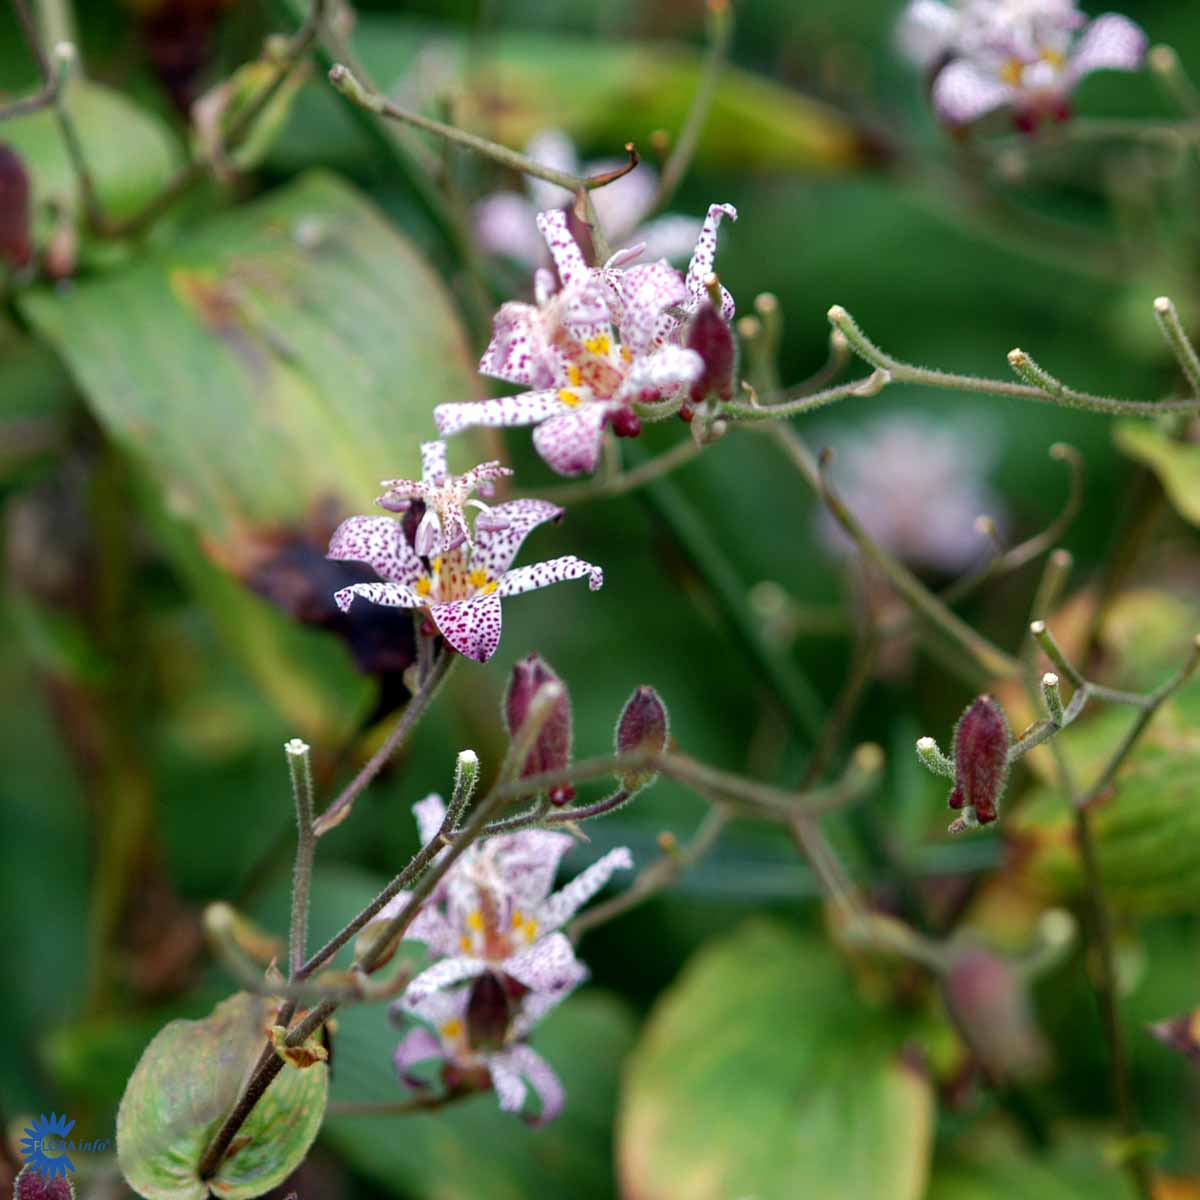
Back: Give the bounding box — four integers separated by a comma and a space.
0, 145, 32, 271
685, 300, 735, 404
950, 695, 1010, 825
15, 1165, 75, 1200
466, 971, 513, 1052
504, 653, 573, 782
615, 685, 669, 791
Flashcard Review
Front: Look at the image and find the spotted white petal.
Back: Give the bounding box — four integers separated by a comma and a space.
531, 405, 613, 477
496, 555, 604, 599
468, 498, 563, 582
406, 904, 459, 957
435, 390, 566, 437
1065, 13, 1147, 87
490, 1044, 566, 1126
508, 980, 576, 1040
327, 515, 423, 587
393, 1027, 444, 1085
685, 203, 737, 317
493, 829, 575, 906
404, 954, 486, 1004
536, 208, 590, 290
420, 439, 449, 484
333, 580, 424, 614
503, 931, 588, 996
619, 344, 704, 403
932, 58, 1017, 124
617, 261, 690, 355
534, 846, 632, 931
429, 591, 505, 662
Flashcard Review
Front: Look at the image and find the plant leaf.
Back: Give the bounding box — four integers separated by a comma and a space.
617, 919, 934, 1200
1114, 421, 1200, 527
116, 992, 327, 1200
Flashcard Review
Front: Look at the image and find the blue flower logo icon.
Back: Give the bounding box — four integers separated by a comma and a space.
20, 1113, 76, 1177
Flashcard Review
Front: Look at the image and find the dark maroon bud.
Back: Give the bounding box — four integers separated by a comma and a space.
615, 685, 669, 791
950, 695, 1010, 825
0, 144, 33, 271
504, 653, 572, 781
943, 948, 1048, 1083
609, 406, 642, 438
466, 971, 512, 1052
15, 1165, 76, 1200
685, 300, 736, 404
420, 616, 437, 638
548, 784, 576, 807
1013, 109, 1039, 136
678, 403, 695, 424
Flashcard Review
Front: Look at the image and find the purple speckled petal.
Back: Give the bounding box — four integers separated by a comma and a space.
435, 390, 566, 437
490, 1044, 566, 1126
503, 931, 588, 996
932, 59, 1017, 124
535, 208, 589, 290
685, 203, 737, 317
1066, 14, 1147, 86
496, 555, 604, 599
480, 301, 562, 387
535, 847, 632, 931
334, 580, 423, 614
469, 498, 563, 581
619, 344, 704, 402
494, 829, 574, 906
327, 515, 423, 586
406, 904, 459, 957
420, 440, 448, 484
404, 954, 485, 1003
393, 1027, 444, 1086
531, 405, 612, 477
429, 591, 505, 662
617, 261, 689, 354
509, 979, 576, 1040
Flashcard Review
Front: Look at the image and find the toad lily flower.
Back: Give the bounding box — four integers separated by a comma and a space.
393, 793, 632, 1004
377, 439, 512, 558
901, 1, 1147, 129
328, 452, 603, 662
433, 203, 737, 477
393, 974, 574, 1125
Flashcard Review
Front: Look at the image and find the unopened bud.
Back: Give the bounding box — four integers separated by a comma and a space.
466, 971, 513, 1052
615, 685, 669, 792
608, 406, 642, 438
949, 696, 1010, 825
15, 1165, 76, 1200
0, 144, 32, 271
505, 653, 573, 787
686, 300, 736, 404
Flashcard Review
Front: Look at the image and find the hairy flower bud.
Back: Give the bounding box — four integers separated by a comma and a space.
615, 685, 669, 792
505, 653, 574, 802
949, 695, 1010, 826
15, 1165, 75, 1200
686, 300, 735, 404
466, 971, 513, 1052
0, 144, 32, 271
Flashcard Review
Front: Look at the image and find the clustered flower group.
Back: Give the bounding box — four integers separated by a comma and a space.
899, 0, 1147, 130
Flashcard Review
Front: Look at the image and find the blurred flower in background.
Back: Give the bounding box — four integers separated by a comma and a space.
818, 411, 1005, 574
473, 129, 701, 269
897, 0, 1147, 129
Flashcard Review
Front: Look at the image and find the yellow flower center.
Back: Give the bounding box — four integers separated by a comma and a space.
1000, 57, 1023, 86
558, 388, 581, 407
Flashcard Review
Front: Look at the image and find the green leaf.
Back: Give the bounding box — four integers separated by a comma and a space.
117, 992, 327, 1200
2, 79, 181, 238
928, 1146, 1135, 1200
20, 169, 478, 738
1114, 421, 1200, 527
618, 919, 934, 1200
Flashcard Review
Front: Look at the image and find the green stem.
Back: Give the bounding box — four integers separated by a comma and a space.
285, 739, 315, 976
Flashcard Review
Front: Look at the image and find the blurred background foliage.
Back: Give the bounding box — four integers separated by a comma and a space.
2, 0, 1200, 1197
